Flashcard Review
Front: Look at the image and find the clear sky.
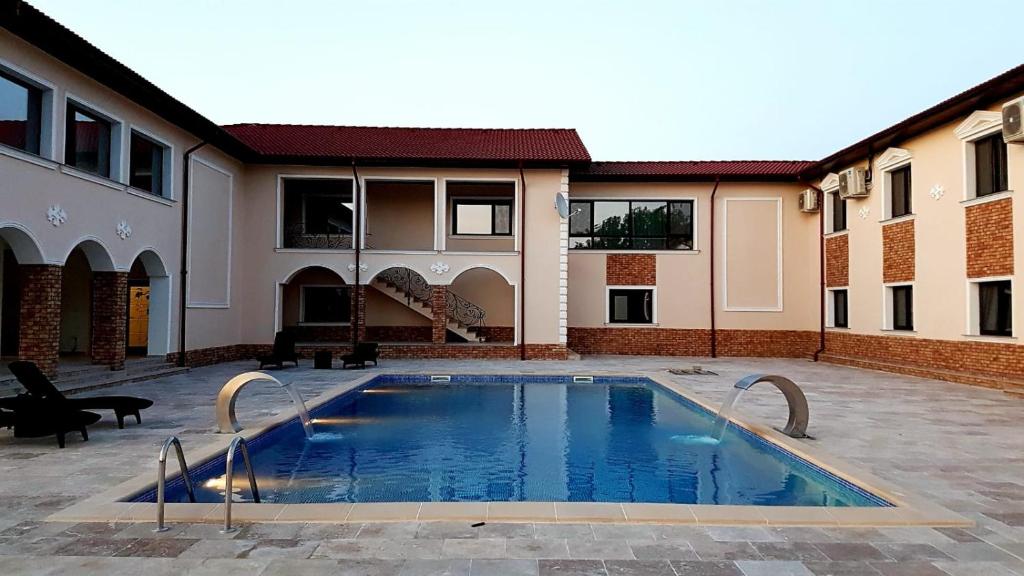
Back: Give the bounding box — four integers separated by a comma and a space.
27, 0, 1023, 161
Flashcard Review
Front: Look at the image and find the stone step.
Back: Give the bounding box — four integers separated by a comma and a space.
0, 364, 187, 398
819, 353, 1024, 394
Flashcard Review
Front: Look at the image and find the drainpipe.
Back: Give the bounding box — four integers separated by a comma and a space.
177, 141, 208, 367
707, 177, 721, 358
806, 183, 826, 361
352, 162, 362, 349
518, 163, 527, 361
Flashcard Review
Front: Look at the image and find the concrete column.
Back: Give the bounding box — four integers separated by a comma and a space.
17, 265, 62, 376
431, 285, 447, 344
90, 271, 127, 370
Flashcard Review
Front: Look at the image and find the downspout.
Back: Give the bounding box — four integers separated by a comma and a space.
518, 163, 527, 361
707, 177, 721, 358
806, 184, 826, 361
351, 162, 362, 349
177, 141, 208, 367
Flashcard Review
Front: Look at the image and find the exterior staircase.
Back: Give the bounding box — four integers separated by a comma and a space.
371, 270, 487, 343
0, 356, 187, 397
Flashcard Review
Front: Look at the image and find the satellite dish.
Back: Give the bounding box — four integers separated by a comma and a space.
554, 193, 571, 219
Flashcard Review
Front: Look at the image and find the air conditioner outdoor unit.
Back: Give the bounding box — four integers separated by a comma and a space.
798, 189, 819, 213
1003, 97, 1024, 143
838, 167, 868, 199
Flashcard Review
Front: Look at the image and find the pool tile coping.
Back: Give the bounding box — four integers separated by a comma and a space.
47, 371, 971, 528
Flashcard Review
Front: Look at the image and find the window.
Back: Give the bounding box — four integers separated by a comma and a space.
975, 132, 1008, 198
978, 280, 1012, 337
890, 285, 913, 331
281, 178, 354, 249
829, 289, 848, 328
570, 199, 693, 250
889, 165, 912, 218
300, 286, 351, 324
129, 130, 168, 196
607, 288, 655, 324
65, 102, 112, 177
452, 199, 512, 235
0, 69, 42, 154
829, 192, 846, 232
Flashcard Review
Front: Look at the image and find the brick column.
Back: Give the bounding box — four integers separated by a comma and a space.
431, 285, 447, 344
90, 271, 127, 370
17, 265, 62, 377
350, 285, 366, 342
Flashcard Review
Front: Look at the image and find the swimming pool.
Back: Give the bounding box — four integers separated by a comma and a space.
134, 375, 888, 507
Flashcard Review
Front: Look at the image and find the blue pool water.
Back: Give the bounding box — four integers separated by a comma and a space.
136, 376, 888, 507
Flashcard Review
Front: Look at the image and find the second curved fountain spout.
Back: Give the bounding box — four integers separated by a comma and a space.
711, 374, 809, 440
216, 371, 314, 438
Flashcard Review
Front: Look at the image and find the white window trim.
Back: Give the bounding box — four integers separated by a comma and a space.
821, 174, 844, 234
826, 287, 849, 329
275, 174, 357, 250
954, 111, 1009, 201
442, 178, 520, 252
127, 125, 175, 200
360, 176, 438, 250
0, 56, 57, 161
450, 196, 515, 237
299, 284, 352, 326
567, 196, 699, 252
876, 147, 912, 220
882, 282, 915, 332
604, 285, 657, 325
63, 92, 125, 183
965, 276, 1014, 338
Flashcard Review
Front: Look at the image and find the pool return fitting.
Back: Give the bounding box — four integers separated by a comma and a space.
714, 374, 810, 440
216, 371, 314, 438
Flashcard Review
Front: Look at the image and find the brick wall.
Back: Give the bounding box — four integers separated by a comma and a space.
825, 234, 849, 287
366, 326, 432, 342
351, 286, 367, 341
606, 254, 656, 285
90, 271, 127, 370
567, 328, 816, 358
475, 326, 514, 342
17, 265, 62, 376
966, 197, 1014, 278
882, 219, 915, 283
431, 285, 447, 344
523, 344, 569, 360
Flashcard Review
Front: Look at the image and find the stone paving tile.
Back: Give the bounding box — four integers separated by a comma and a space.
769, 527, 836, 543
932, 527, 984, 543
869, 561, 950, 576
669, 560, 745, 575
812, 542, 891, 562
177, 538, 257, 559
691, 541, 763, 561
538, 559, 607, 575
536, 523, 595, 539
477, 522, 536, 539
398, 558, 471, 576
235, 522, 304, 540
750, 542, 829, 562
112, 537, 198, 557
628, 540, 698, 561
417, 521, 481, 540
357, 521, 421, 539
567, 539, 634, 560
734, 560, 814, 576
870, 543, 954, 562
707, 526, 784, 543
507, 538, 571, 559
261, 557, 343, 575
332, 558, 406, 575
931, 560, 1024, 575
51, 536, 137, 557
241, 538, 319, 560
441, 537, 506, 559
592, 525, 656, 541
803, 561, 884, 576
470, 558, 540, 576
295, 521, 362, 540
603, 559, 675, 575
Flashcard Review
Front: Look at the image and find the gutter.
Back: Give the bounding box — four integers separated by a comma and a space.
352, 162, 362, 349
177, 141, 208, 367
518, 163, 527, 361
804, 184, 826, 361
707, 177, 721, 358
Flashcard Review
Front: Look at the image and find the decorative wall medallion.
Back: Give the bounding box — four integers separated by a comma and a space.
346, 262, 368, 272
116, 220, 132, 240
46, 204, 67, 227
858, 206, 870, 220
929, 184, 945, 201
430, 261, 450, 275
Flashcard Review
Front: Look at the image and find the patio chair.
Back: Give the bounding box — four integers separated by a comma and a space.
257, 331, 299, 369
5, 361, 153, 429
342, 342, 379, 369
0, 399, 101, 448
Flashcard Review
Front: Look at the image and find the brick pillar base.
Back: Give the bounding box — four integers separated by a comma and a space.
90, 271, 127, 370
351, 285, 366, 342
431, 285, 447, 344
17, 265, 62, 377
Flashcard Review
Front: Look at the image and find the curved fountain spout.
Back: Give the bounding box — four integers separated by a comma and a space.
216, 371, 314, 438
729, 374, 809, 439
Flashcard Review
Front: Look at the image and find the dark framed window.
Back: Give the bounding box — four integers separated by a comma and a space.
832, 289, 848, 328
64, 102, 111, 177
0, 69, 42, 154
978, 280, 1012, 337
889, 165, 912, 218
281, 179, 354, 249
570, 199, 693, 250
830, 192, 846, 232
452, 199, 512, 236
608, 288, 654, 324
975, 133, 1008, 197
129, 131, 165, 196
301, 286, 351, 324
891, 285, 913, 331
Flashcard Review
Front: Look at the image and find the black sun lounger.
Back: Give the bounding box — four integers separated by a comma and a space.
258, 331, 299, 369
0, 401, 101, 448
5, 361, 153, 429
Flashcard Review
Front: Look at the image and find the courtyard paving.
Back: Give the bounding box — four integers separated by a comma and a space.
1, 356, 1024, 575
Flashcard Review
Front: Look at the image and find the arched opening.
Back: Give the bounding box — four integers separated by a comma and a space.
448, 267, 515, 344
280, 266, 351, 344
366, 266, 433, 343
0, 226, 46, 369
60, 239, 120, 370
126, 250, 170, 357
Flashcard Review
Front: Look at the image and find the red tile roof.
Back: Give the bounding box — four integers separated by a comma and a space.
573, 160, 816, 181
223, 124, 591, 165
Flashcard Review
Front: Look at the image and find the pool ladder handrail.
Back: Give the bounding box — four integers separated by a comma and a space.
221, 435, 261, 533
154, 436, 196, 533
